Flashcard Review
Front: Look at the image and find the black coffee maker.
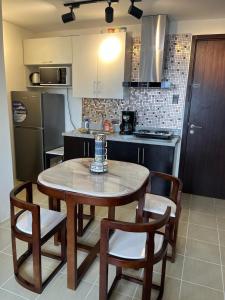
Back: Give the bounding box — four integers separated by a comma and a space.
120, 111, 136, 135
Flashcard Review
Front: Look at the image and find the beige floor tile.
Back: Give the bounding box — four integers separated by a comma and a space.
188, 224, 219, 244
189, 211, 217, 228
219, 246, 225, 266
0, 228, 11, 251
180, 281, 224, 300
176, 237, 186, 255
0, 288, 28, 300
217, 217, 225, 230
113, 278, 138, 297
222, 266, 225, 289
189, 195, 215, 214
215, 207, 225, 218
134, 276, 180, 300
183, 257, 223, 290
180, 208, 189, 222
215, 198, 225, 209
154, 254, 184, 279
0, 219, 10, 229
178, 222, 188, 237
86, 285, 133, 300
2, 239, 29, 257
38, 273, 92, 300
186, 238, 220, 264
0, 253, 13, 285
2, 275, 37, 300
218, 230, 225, 247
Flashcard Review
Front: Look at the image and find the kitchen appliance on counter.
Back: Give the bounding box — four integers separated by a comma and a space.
120, 111, 136, 135
134, 129, 173, 140
29, 72, 40, 85
12, 91, 65, 182
39, 66, 71, 86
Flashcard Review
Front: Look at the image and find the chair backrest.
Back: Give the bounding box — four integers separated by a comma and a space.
10, 182, 40, 239
148, 171, 183, 204
101, 206, 171, 260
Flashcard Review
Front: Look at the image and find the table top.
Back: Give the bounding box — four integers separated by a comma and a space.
38, 158, 149, 198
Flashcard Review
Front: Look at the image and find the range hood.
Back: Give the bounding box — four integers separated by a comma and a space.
124, 15, 169, 88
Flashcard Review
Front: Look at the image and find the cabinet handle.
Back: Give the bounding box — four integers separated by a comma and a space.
87, 142, 90, 157
137, 147, 140, 164
142, 148, 145, 164
83, 142, 86, 157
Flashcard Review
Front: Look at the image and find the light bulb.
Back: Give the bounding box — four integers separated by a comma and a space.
99, 37, 121, 63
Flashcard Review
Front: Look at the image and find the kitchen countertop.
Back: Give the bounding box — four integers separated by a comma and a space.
63, 130, 180, 147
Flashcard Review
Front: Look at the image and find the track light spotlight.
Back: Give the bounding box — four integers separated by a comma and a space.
62, 7, 75, 23
128, 0, 143, 19
105, 1, 114, 23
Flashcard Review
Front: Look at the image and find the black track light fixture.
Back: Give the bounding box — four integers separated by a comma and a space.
128, 0, 143, 20
62, 0, 143, 24
105, 1, 114, 23
62, 6, 75, 23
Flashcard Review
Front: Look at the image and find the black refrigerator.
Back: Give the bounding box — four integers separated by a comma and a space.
12, 91, 65, 182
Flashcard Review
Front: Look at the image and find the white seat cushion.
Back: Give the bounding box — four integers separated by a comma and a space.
108, 230, 163, 259
143, 193, 176, 218
16, 208, 66, 238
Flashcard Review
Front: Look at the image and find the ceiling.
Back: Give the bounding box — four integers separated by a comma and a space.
2, 0, 225, 32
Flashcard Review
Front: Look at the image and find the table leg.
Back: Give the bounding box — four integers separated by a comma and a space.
49, 197, 61, 244
66, 200, 77, 290
108, 207, 115, 219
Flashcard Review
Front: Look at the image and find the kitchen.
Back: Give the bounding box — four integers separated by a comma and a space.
1, 1, 225, 299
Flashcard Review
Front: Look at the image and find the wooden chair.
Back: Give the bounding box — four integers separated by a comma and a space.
10, 182, 67, 294
137, 171, 182, 262
99, 207, 171, 300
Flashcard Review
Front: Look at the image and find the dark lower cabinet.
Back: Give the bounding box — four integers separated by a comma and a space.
64, 136, 94, 161
107, 141, 140, 164
64, 136, 175, 196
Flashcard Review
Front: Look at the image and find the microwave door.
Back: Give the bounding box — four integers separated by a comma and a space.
40, 68, 58, 85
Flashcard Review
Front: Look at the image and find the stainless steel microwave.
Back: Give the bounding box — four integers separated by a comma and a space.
39, 67, 71, 86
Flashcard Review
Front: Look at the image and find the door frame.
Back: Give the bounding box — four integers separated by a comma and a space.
179, 34, 225, 181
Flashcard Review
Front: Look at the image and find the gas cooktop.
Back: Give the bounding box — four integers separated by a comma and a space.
133, 130, 173, 140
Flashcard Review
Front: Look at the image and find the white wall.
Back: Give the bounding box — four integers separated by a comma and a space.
3, 21, 32, 178
170, 17, 225, 35
0, 4, 14, 222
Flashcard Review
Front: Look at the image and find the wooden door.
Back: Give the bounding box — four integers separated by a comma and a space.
181, 37, 225, 199
72, 35, 99, 98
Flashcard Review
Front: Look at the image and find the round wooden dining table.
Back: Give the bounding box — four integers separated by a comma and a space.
37, 158, 149, 290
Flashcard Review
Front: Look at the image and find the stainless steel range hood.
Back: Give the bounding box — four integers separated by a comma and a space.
123, 15, 168, 88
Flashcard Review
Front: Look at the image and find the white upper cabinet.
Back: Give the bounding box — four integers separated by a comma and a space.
72, 32, 131, 99
72, 34, 100, 98
23, 37, 72, 65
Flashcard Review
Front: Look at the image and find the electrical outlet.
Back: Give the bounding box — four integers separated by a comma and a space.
172, 94, 179, 104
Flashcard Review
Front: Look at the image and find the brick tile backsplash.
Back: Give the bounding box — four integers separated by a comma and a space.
82, 33, 192, 130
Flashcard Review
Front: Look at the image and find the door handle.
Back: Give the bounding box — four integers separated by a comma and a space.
190, 124, 203, 129
142, 148, 145, 164
137, 147, 140, 164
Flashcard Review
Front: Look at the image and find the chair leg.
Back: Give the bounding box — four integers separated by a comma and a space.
142, 264, 153, 300
99, 252, 108, 300
158, 254, 167, 300
32, 239, 42, 293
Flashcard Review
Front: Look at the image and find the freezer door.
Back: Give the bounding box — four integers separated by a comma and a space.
12, 91, 42, 128
42, 93, 65, 151
14, 127, 44, 182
